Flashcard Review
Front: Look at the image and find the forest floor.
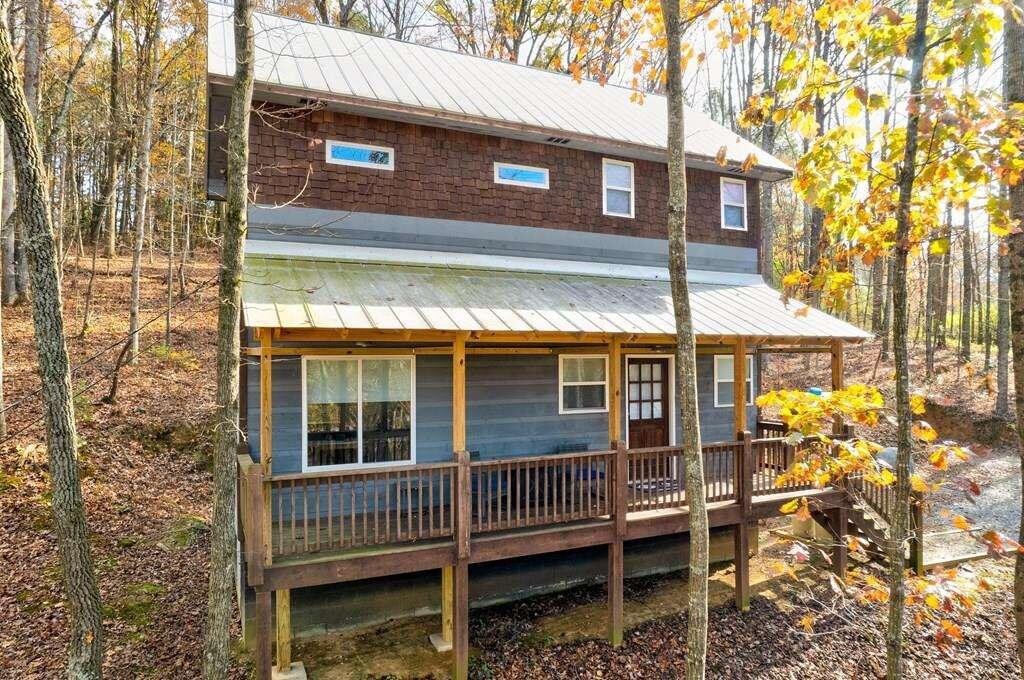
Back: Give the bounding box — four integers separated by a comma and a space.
0, 255, 1019, 678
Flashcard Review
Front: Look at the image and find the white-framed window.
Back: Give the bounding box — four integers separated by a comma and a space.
325, 140, 394, 170
494, 162, 549, 189
558, 355, 609, 414
602, 158, 634, 218
713, 354, 754, 408
720, 177, 747, 231
302, 356, 415, 471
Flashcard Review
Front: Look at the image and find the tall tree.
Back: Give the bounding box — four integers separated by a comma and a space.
127, 0, 162, 364
1004, 0, 1024, 671
202, 0, 255, 675
884, 0, 929, 676
0, 0, 104, 675
660, 1, 709, 677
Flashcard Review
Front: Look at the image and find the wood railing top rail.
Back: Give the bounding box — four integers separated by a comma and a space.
470, 449, 613, 467
269, 461, 459, 482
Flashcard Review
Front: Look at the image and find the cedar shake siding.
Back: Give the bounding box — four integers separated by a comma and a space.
207, 96, 761, 250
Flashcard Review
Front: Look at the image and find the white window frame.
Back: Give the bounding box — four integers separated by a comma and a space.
602, 158, 634, 218
720, 177, 748, 231
300, 355, 416, 472
325, 140, 395, 170
713, 354, 754, 408
558, 354, 609, 415
493, 162, 549, 189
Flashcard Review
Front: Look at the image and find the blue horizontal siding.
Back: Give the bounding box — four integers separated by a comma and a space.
245, 350, 759, 473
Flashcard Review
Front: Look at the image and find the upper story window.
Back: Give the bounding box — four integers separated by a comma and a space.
326, 140, 394, 170
720, 177, 747, 231
494, 162, 549, 189
602, 159, 634, 218
713, 354, 754, 408
559, 355, 609, 414
303, 356, 414, 470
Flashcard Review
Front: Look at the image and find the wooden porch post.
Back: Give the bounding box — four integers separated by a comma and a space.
608, 337, 622, 445
733, 337, 747, 436
830, 339, 844, 434
441, 333, 468, 649
830, 507, 849, 580
255, 590, 272, 679
608, 440, 627, 646
256, 329, 274, 677
733, 431, 752, 611
453, 449, 471, 680
275, 589, 291, 672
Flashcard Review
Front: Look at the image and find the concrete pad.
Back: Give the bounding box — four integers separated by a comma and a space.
428, 632, 452, 652
272, 662, 307, 680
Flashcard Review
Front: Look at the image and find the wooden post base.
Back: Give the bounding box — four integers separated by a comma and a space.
255, 590, 272, 680
452, 559, 470, 680
607, 540, 624, 646
733, 522, 750, 611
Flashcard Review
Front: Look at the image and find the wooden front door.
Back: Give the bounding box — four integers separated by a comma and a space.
627, 358, 670, 448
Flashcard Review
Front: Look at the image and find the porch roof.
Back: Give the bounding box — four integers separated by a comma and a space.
241, 249, 872, 343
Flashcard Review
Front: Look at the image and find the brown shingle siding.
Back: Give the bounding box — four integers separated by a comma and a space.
216, 98, 761, 251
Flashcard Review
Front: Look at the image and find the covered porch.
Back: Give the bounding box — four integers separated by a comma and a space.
236, 250, 871, 679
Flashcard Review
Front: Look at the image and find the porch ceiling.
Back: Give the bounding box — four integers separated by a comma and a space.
241, 254, 871, 343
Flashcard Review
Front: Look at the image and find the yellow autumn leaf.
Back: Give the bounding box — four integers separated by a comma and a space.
800, 614, 815, 632
909, 394, 927, 415
925, 594, 941, 609
780, 498, 800, 514
910, 475, 930, 493
912, 420, 938, 442
952, 515, 971, 531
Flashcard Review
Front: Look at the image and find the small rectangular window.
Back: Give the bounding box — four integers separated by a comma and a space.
603, 159, 634, 218
713, 354, 754, 408
559, 355, 608, 414
494, 162, 549, 189
721, 177, 747, 231
326, 140, 394, 170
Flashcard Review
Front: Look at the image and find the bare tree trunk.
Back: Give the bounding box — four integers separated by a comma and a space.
127, 4, 161, 364
996, 243, 1010, 416
985, 226, 993, 369
925, 237, 943, 379
0, 125, 5, 438
887, 1, 929, 677
871, 257, 885, 333
99, 0, 121, 259
178, 121, 194, 296
960, 222, 973, 361
202, 0, 254, 675
1, 126, 12, 304
1003, 2, 1024, 674
881, 256, 893, 362
660, 3, 708, 679
0, 3, 104, 676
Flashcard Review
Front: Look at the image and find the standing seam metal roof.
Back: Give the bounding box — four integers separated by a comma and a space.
206, 1, 792, 177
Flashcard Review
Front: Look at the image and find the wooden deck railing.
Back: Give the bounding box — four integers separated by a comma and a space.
470, 450, 614, 533
266, 462, 458, 557
237, 431, 846, 564
847, 475, 926, 572
756, 419, 789, 439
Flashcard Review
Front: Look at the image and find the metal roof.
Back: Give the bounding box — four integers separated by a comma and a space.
206, 2, 792, 179
241, 254, 872, 341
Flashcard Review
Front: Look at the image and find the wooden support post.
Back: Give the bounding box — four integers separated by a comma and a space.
734, 431, 753, 611
275, 589, 291, 671
830, 339, 844, 435
733, 338, 748, 435
910, 492, 925, 575
608, 440, 627, 646
452, 448, 472, 680
442, 333, 468, 646
608, 337, 622, 446
259, 329, 274, 568
831, 508, 849, 580
255, 590, 272, 680
733, 523, 750, 611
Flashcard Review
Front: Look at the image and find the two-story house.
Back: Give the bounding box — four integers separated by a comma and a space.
206, 4, 875, 678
